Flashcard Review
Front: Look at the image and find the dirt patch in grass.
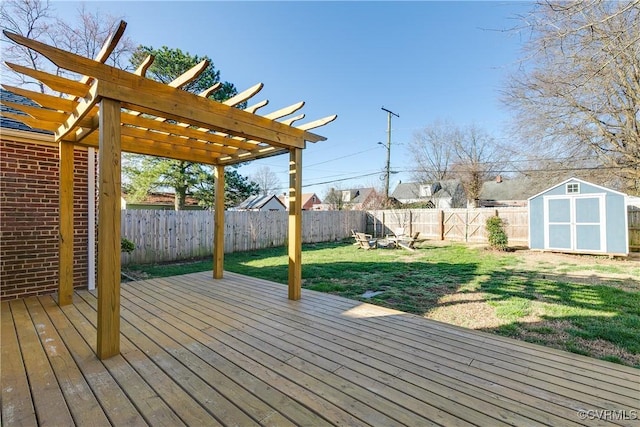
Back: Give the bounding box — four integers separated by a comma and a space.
427, 292, 505, 329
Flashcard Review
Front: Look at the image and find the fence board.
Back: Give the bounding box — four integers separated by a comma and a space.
629, 207, 640, 251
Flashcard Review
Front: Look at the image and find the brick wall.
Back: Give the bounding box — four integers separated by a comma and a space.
1, 135, 93, 300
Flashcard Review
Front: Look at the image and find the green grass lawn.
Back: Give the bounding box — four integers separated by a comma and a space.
124, 240, 640, 367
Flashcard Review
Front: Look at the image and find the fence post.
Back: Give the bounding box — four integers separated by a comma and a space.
409, 210, 413, 235
439, 210, 445, 240
372, 212, 377, 237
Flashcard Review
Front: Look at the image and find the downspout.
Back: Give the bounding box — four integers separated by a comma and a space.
88, 147, 96, 290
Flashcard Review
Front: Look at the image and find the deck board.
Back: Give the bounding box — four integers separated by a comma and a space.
2, 271, 638, 427
1, 301, 37, 427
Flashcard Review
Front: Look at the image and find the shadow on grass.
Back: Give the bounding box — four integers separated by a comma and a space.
226, 258, 480, 316
476, 267, 640, 366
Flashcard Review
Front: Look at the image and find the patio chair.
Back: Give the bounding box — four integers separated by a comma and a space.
396, 231, 420, 252
388, 227, 406, 239
355, 232, 377, 250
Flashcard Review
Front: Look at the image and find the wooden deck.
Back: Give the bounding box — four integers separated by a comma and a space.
2, 272, 638, 426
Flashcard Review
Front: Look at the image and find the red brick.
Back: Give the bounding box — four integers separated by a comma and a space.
1, 138, 94, 300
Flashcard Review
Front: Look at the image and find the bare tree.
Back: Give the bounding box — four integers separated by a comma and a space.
409, 121, 504, 206
450, 124, 503, 206
52, 4, 134, 70
251, 166, 281, 196
1, 0, 134, 92
323, 187, 344, 210
408, 119, 456, 183
504, 1, 640, 195
1, 0, 54, 92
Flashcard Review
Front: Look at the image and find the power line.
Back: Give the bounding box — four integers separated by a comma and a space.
302, 171, 382, 188
399, 164, 638, 174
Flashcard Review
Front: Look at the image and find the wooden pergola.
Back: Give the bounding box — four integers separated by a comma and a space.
2, 22, 335, 359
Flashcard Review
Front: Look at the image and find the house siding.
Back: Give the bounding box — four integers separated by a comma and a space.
1, 136, 93, 300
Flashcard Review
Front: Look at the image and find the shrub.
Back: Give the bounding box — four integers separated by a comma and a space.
121, 237, 135, 253
486, 216, 508, 251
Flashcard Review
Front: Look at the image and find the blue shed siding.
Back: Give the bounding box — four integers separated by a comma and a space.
528, 178, 628, 255
606, 195, 627, 254
529, 197, 545, 249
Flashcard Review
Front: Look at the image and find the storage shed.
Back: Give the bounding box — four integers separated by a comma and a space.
528, 178, 628, 256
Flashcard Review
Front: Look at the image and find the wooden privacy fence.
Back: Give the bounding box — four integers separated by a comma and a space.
367, 208, 530, 245
121, 210, 366, 265
122, 206, 640, 265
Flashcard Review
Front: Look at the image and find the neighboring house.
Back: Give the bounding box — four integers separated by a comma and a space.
1, 88, 95, 300
391, 180, 466, 208
235, 194, 287, 211
479, 176, 547, 207
278, 193, 323, 210
121, 192, 204, 210
341, 187, 380, 210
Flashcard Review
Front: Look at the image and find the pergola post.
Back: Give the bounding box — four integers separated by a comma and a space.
213, 165, 225, 279
58, 140, 74, 305
96, 98, 121, 360
288, 148, 303, 300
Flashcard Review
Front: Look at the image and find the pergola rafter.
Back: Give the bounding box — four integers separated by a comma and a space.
1, 22, 336, 359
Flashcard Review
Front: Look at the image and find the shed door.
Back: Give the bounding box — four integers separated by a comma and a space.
544, 195, 606, 253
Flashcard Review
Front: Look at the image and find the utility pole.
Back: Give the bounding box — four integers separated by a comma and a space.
381, 106, 399, 200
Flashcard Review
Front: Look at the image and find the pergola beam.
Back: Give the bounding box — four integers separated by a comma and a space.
5, 62, 89, 97
3, 31, 324, 149
223, 83, 263, 107
120, 112, 260, 152
77, 132, 223, 165
1, 84, 78, 112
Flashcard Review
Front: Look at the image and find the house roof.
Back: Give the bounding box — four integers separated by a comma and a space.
480, 177, 544, 201
300, 193, 321, 206
391, 182, 421, 200
0, 88, 52, 134
344, 188, 375, 204
236, 194, 285, 210
277, 193, 320, 207
391, 181, 461, 200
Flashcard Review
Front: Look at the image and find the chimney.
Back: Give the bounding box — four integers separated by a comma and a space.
496, 175, 502, 183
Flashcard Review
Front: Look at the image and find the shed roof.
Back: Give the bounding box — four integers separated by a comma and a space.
527, 177, 627, 200
236, 194, 285, 210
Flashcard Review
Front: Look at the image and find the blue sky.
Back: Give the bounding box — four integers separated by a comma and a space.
52, 1, 532, 198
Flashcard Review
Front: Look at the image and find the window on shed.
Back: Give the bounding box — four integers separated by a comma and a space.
566, 183, 580, 194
